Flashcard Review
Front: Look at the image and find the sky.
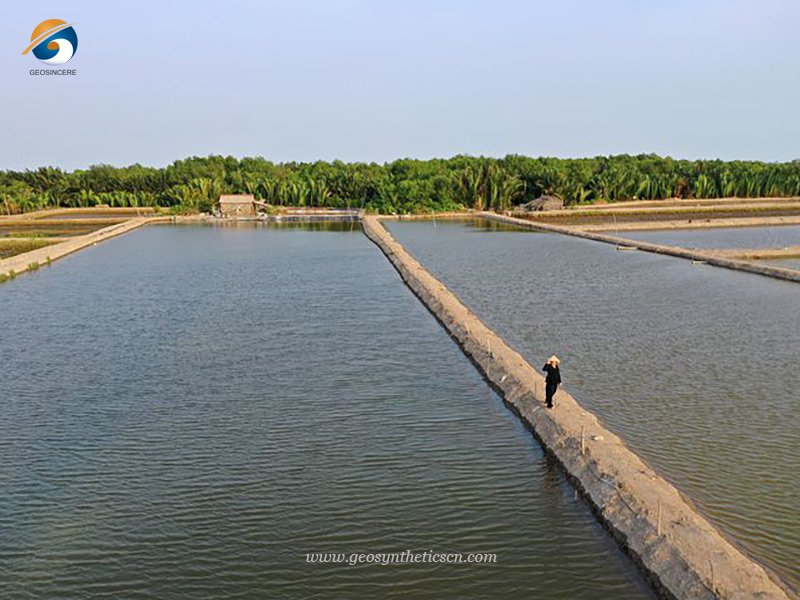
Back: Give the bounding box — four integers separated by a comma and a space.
1, 0, 798, 171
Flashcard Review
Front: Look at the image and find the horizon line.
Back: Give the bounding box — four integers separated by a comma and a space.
5, 152, 800, 173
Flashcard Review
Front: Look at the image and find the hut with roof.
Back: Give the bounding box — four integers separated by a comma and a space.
518, 194, 564, 212
218, 194, 256, 218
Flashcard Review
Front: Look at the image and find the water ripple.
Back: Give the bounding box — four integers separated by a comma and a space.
0, 225, 652, 599
388, 219, 800, 591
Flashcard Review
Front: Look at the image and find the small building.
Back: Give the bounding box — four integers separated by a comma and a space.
218, 194, 256, 218
518, 194, 564, 212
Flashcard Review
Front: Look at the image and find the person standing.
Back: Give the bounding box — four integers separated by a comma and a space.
542, 355, 561, 409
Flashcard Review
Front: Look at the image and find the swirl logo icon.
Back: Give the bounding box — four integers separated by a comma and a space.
22, 19, 78, 65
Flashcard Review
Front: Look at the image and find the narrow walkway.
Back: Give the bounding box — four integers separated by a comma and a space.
363, 215, 793, 600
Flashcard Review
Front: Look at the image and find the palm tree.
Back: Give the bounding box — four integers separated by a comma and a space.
307, 178, 331, 207
458, 167, 483, 210
488, 172, 524, 212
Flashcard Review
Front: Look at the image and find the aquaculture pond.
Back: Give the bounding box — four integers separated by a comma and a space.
617, 224, 800, 250
765, 258, 800, 271
0, 223, 652, 599
387, 219, 800, 591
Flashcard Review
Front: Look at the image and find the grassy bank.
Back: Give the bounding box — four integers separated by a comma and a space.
0, 239, 58, 259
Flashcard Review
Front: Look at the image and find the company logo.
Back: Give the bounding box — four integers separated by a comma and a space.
22, 19, 78, 65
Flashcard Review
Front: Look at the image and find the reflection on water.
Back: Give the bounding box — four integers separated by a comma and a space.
206, 220, 362, 232
0, 224, 651, 599
387, 219, 800, 591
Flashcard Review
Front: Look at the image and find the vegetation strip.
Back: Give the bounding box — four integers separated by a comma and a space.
4, 155, 800, 215
362, 215, 793, 600
0, 238, 58, 259
569, 197, 800, 210
481, 213, 800, 283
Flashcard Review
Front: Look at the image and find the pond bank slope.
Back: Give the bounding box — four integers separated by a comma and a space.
362, 215, 793, 600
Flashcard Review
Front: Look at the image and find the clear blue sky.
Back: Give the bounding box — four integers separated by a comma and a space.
1, 0, 798, 170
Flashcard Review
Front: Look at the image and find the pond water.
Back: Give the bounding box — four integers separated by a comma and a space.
0, 224, 652, 599
617, 225, 800, 249
764, 258, 800, 271
387, 219, 800, 591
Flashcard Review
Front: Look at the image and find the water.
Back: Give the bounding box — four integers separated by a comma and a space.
387, 219, 800, 590
618, 225, 800, 249
765, 258, 800, 271
0, 224, 651, 599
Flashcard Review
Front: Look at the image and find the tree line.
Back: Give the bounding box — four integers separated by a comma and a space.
2, 154, 799, 215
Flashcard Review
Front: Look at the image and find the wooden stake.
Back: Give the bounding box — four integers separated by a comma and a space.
709, 559, 715, 594
657, 500, 662, 536
580, 426, 585, 455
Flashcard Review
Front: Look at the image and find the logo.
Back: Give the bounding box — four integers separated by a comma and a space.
22, 19, 78, 65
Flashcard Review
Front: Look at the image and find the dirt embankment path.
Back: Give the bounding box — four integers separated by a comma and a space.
362, 215, 794, 600
708, 246, 800, 260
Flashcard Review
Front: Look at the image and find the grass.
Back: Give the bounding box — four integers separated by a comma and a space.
4, 232, 46, 238
34, 208, 154, 219
0, 226, 99, 238
0, 218, 126, 227
0, 238, 58, 259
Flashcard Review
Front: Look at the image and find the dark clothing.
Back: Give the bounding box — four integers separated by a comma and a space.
543, 364, 561, 408
543, 364, 561, 386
